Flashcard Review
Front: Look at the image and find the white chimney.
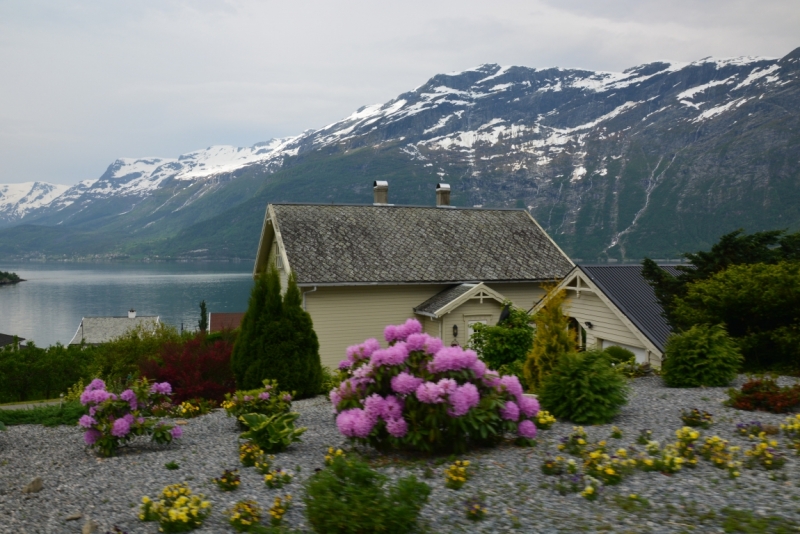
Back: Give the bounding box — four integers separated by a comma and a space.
436, 183, 451, 207
128, 309, 136, 319
373, 180, 388, 205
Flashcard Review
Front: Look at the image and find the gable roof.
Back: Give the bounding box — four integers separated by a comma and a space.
0, 333, 25, 348
414, 283, 506, 318
209, 312, 245, 332
256, 203, 573, 285
576, 264, 678, 352
69, 316, 160, 345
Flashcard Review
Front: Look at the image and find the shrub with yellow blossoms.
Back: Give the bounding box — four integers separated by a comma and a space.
239, 442, 263, 467
139, 483, 211, 533
535, 410, 557, 430
745, 436, 786, 470
269, 495, 292, 526
558, 427, 589, 456
673, 427, 701, 468
226, 500, 262, 532
699, 435, 741, 478
264, 468, 293, 489
444, 460, 471, 490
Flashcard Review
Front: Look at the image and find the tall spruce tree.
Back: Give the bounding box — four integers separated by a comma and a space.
233, 268, 322, 397
524, 286, 576, 391
198, 300, 208, 332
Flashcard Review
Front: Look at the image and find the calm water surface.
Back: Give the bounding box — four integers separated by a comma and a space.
0, 262, 254, 347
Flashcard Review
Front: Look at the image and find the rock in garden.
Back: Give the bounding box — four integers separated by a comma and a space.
82, 520, 98, 534
65, 512, 82, 521
22, 477, 43, 493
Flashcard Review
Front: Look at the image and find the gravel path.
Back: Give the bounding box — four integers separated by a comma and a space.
2, 376, 800, 533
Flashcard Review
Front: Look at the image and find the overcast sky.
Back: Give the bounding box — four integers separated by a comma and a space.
1, 0, 797, 186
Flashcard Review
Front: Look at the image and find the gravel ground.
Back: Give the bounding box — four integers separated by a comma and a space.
2, 376, 800, 533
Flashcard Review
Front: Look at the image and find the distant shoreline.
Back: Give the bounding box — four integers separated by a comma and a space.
0, 278, 25, 286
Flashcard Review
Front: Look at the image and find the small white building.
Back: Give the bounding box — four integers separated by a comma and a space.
538, 264, 681, 367
69, 309, 160, 345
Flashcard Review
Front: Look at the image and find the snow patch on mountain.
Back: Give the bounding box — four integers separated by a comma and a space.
0, 182, 70, 221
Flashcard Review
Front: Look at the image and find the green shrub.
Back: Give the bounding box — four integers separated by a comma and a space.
239, 412, 306, 453
469, 306, 534, 370
304, 453, 430, 534
603, 346, 636, 365
662, 324, 742, 387
0, 401, 87, 427
232, 269, 323, 398
538, 350, 628, 424
0, 340, 94, 402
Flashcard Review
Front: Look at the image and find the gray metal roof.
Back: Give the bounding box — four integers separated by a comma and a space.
414, 284, 477, 317
69, 316, 160, 345
578, 264, 678, 352
272, 204, 573, 285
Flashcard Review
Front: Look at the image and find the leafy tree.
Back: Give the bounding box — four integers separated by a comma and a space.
468, 304, 534, 370
671, 262, 800, 370
643, 229, 800, 326
198, 300, 208, 332
0, 340, 94, 402
233, 269, 322, 398
524, 286, 576, 391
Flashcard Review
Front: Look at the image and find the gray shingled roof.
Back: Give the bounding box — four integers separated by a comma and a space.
69, 316, 159, 345
414, 284, 477, 316
0, 333, 25, 348
272, 204, 573, 284
578, 264, 679, 352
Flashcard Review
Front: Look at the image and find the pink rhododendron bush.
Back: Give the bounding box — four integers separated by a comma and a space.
331, 319, 540, 453
79, 378, 183, 457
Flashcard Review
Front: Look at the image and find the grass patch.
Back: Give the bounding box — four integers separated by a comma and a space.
721, 507, 799, 533
0, 401, 86, 427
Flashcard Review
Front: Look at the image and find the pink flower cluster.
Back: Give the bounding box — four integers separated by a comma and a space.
150, 382, 172, 395
332, 318, 542, 446
384, 318, 423, 344
336, 393, 409, 438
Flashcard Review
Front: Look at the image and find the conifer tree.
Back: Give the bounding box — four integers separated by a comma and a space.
233, 269, 322, 397
524, 286, 576, 391
198, 300, 208, 332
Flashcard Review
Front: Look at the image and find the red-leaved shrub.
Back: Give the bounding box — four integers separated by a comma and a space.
726, 377, 800, 414
140, 334, 236, 403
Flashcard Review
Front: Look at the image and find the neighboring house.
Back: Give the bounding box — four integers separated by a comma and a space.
0, 333, 25, 349
253, 182, 574, 369
69, 309, 160, 345
537, 264, 681, 366
209, 312, 245, 333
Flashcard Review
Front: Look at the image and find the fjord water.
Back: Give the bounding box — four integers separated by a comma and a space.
0, 262, 254, 347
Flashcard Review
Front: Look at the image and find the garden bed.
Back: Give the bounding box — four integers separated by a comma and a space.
2, 376, 800, 533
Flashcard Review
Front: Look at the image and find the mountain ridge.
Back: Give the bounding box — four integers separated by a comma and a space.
1, 48, 798, 261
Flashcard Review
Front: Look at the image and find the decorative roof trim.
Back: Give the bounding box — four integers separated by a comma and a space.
298, 279, 554, 288
414, 282, 507, 319
535, 266, 662, 356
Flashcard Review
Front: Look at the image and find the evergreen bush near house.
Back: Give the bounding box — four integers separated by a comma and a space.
232, 269, 322, 398
304, 452, 430, 534
524, 286, 576, 391
468, 305, 534, 370
662, 324, 742, 388
538, 350, 628, 425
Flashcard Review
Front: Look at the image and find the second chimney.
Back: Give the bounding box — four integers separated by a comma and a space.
373, 180, 389, 205
436, 183, 451, 207
128, 309, 137, 319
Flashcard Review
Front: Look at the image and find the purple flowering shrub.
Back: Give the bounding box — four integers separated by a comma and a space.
79, 378, 183, 457
331, 319, 540, 453
222, 379, 293, 428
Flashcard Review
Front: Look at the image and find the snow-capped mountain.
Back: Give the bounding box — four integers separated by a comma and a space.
1, 47, 799, 260
0, 182, 69, 225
